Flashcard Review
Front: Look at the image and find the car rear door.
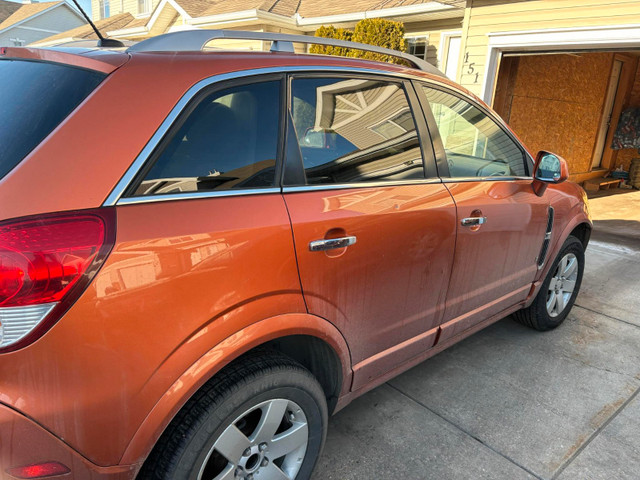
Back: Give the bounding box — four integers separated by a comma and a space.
414, 82, 550, 341
282, 74, 457, 390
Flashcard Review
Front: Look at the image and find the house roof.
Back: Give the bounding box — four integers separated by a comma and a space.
0, 1, 62, 31
296, 0, 459, 18
0, 0, 21, 24
40, 0, 465, 43
34, 12, 135, 43
175, 0, 465, 20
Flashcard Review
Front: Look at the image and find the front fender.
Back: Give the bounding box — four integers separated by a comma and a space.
119, 313, 352, 466
526, 182, 591, 305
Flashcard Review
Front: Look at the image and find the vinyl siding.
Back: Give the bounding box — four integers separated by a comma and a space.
406, 18, 463, 70
0, 5, 84, 46
459, 0, 640, 95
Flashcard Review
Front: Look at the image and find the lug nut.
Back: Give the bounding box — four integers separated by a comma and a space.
259, 442, 268, 452
261, 458, 269, 467
243, 447, 252, 457
247, 475, 253, 480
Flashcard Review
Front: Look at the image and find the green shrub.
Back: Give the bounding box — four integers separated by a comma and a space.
309, 26, 354, 57
309, 19, 408, 65
350, 18, 407, 65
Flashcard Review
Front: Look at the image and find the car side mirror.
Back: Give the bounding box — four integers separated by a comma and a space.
532, 151, 569, 196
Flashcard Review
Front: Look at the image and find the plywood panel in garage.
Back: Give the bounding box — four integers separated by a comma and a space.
506, 53, 613, 175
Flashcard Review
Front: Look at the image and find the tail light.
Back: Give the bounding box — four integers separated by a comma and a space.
0, 209, 115, 353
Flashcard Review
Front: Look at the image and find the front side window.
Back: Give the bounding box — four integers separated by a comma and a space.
291, 77, 424, 185
132, 80, 280, 196
421, 86, 526, 178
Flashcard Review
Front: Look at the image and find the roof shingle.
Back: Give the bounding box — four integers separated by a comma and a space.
34, 12, 135, 44
0, 0, 21, 25
0, 1, 61, 31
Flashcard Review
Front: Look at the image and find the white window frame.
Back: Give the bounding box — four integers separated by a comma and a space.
438, 30, 462, 81
406, 35, 429, 61
481, 24, 640, 104
138, 0, 151, 15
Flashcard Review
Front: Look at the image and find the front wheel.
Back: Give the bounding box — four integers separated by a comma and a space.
513, 235, 585, 331
138, 352, 328, 480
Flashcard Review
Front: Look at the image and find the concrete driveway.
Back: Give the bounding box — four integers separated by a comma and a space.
314, 189, 640, 480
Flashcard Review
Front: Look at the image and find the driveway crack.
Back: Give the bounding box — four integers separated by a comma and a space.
551, 384, 640, 479
574, 303, 640, 330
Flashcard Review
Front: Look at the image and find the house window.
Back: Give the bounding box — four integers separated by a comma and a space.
99, 0, 110, 19
138, 0, 151, 14
407, 36, 428, 61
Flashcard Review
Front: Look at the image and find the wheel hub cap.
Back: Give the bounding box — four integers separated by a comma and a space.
546, 252, 579, 317
198, 398, 309, 480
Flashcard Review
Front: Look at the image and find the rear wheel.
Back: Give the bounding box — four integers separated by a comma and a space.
138, 352, 327, 480
513, 235, 584, 331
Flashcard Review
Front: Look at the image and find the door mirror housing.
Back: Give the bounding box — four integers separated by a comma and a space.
532, 151, 569, 196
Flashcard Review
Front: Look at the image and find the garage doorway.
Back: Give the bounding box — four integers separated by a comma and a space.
492, 51, 639, 183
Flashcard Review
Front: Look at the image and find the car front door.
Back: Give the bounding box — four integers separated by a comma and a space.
282, 75, 457, 390
415, 82, 550, 341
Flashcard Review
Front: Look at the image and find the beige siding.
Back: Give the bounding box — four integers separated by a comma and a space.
459, 0, 640, 95
406, 18, 463, 69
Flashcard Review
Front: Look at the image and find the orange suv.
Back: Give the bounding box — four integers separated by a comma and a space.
0, 31, 591, 480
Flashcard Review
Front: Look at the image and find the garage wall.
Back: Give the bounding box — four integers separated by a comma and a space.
505, 53, 613, 175
458, 0, 640, 96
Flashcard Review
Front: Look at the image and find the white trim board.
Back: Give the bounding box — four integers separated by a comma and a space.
481, 24, 640, 104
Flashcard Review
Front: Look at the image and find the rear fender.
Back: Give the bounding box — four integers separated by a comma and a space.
119, 313, 351, 466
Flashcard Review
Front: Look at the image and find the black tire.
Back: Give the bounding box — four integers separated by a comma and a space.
138, 351, 328, 480
513, 235, 585, 331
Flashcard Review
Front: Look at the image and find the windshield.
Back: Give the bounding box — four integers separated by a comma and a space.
0, 59, 106, 179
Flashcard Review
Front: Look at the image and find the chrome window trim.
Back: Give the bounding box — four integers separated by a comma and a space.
441, 176, 533, 183
102, 65, 521, 207
282, 178, 442, 193
116, 188, 282, 205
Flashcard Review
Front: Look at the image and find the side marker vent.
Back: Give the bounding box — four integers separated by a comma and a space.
537, 207, 554, 268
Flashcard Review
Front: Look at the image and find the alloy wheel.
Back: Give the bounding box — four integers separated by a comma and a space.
546, 252, 578, 317
198, 398, 309, 480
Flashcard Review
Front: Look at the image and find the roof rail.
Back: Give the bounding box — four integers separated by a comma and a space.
126, 30, 445, 76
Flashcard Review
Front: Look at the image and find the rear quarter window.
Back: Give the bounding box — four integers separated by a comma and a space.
0, 59, 105, 179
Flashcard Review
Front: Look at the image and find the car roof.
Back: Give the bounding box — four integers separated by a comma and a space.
2, 45, 460, 87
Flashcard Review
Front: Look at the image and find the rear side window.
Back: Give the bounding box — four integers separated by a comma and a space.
132, 80, 281, 196
290, 77, 424, 185
0, 59, 105, 179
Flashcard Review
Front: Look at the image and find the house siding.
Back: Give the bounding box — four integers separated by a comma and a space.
0, 5, 84, 46
458, 0, 640, 96
92, 0, 161, 20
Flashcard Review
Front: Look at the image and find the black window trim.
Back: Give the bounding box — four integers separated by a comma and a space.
412, 79, 535, 182
281, 71, 441, 191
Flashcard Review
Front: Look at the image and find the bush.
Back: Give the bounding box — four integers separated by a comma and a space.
310, 18, 408, 65
309, 26, 354, 57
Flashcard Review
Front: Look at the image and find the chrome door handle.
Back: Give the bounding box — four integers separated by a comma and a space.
309, 236, 357, 252
461, 216, 487, 227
